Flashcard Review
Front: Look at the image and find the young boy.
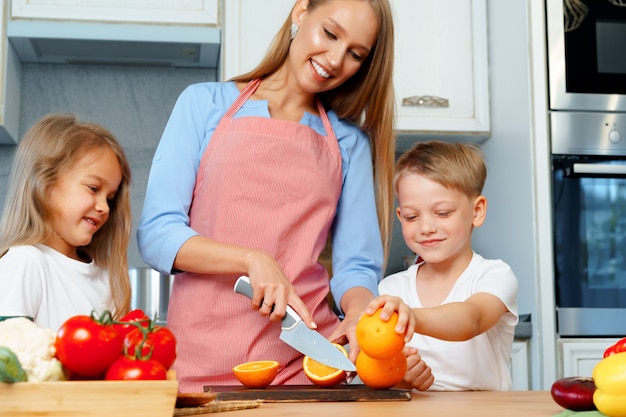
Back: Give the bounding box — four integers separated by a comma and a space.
367, 140, 518, 391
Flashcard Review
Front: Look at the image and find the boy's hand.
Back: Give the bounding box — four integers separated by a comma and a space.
364, 295, 416, 343
403, 346, 434, 391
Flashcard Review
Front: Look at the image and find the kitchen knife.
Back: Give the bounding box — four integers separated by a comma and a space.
234, 276, 356, 372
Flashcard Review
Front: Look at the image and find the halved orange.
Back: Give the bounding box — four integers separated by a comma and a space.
233, 360, 279, 388
302, 343, 349, 387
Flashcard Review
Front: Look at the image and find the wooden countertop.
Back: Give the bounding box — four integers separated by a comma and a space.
190, 390, 564, 417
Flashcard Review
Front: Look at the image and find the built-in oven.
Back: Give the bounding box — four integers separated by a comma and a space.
548, 0, 626, 336
546, 0, 626, 112
552, 112, 626, 336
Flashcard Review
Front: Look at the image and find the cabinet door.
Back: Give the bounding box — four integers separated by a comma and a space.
509, 340, 530, 391
559, 339, 617, 378
391, 0, 490, 139
10, 0, 219, 25
221, 0, 293, 81
0, 1, 21, 145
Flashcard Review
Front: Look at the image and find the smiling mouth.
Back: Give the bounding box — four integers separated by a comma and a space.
311, 60, 331, 79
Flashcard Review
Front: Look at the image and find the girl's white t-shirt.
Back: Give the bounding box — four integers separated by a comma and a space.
0, 244, 114, 331
379, 252, 519, 391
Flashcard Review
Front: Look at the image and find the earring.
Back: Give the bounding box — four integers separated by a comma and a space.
290, 23, 299, 40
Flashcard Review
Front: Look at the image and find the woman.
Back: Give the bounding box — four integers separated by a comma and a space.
137, 0, 396, 392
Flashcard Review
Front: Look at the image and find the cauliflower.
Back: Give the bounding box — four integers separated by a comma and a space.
0, 317, 67, 382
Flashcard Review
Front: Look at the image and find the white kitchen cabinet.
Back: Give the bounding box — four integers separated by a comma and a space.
509, 340, 530, 391
0, 0, 21, 145
558, 338, 618, 378
7, 0, 220, 67
220, 0, 292, 81
392, 0, 490, 144
10, 0, 219, 25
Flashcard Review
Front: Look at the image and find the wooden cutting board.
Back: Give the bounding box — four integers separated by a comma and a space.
202, 384, 412, 402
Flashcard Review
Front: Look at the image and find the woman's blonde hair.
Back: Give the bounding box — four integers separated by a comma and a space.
0, 113, 132, 318
394, 140, 487, 198
231, 0, 396, 266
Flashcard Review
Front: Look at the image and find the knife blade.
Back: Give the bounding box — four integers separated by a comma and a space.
233, 276, 356, 372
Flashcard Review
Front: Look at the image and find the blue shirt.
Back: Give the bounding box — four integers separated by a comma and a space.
137, 81, 382, 308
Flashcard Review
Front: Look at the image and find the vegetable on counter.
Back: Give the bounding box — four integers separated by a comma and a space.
0, 346, 27, 383
55, 312, 124, 379
551, 376, 597, 411
0, 317, 67, 382
603, 336, 626, 358
593, 352, 626, 417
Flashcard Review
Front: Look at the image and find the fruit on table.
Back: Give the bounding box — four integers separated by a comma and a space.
302, 342, 348, 387
0, 346, 28, 383
233, 360, 279, 388
356, 308, 405, 360
550, 376, 596, 411
593, 352, 626, 417
355, 349, 407, 389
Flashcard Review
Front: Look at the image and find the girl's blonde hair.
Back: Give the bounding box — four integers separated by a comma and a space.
231, 0, 396, 266
394, 140, 487, 198
0, 113, 132, 318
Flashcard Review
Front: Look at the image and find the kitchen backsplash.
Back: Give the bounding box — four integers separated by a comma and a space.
0, 63, 217, 267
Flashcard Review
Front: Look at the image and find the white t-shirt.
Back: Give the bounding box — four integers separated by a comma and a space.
379, 252, 519, 391
0, 244, 114, 331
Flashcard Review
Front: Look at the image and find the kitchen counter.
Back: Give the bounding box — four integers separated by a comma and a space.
191, 390, 563, 417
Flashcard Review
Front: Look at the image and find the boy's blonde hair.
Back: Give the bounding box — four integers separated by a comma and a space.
231, 0, 396, 265
0, 113, 132, 318
394, 140, 487, 199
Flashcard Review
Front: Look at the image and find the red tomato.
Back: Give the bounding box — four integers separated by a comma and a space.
105, 356, 167, 380
113, 309, 151, 341
603, 336, 626, 357
124, 326, 177, 369
55, 315, 124, 378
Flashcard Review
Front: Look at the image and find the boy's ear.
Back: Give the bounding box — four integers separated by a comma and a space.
472, 195, 487, 227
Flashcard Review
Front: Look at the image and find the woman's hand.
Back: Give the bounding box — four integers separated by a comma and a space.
403, 346, 434, 391
245, 250, 315, 328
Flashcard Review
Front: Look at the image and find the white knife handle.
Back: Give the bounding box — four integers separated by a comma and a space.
234, 276, 299, 329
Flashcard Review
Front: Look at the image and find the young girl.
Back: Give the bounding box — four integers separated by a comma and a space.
137, 0, 396, 391
0, 113, 133, 331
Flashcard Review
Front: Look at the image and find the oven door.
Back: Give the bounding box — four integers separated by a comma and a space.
547, 0, 626, 112
553, 155, 626, 336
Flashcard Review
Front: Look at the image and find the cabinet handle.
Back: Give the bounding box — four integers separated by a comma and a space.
401, 95, 449, 108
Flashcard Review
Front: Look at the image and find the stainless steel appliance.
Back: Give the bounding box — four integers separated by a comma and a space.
548, 0, 626, 336
552, 112, 626, 336
128, 268, 173, 325
547, 0, 626, 112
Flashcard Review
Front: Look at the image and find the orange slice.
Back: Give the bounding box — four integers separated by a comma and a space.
233, 360, 279, 388
302, 343, 349, 387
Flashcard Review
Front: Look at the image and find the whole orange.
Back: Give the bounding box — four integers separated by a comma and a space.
356, 350, 407, 389
232, 360, 279, 388
356, 307, 405, 359
302, 343, 348, 387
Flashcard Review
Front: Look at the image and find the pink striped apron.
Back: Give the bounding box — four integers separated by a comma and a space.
167, 78, 343, 392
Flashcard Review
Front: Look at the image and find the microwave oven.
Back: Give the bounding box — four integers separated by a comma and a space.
546, 0, 626, 112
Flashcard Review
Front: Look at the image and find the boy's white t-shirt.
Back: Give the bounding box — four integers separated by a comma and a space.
0, 244, 115, 331
379, 252, 519, 391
